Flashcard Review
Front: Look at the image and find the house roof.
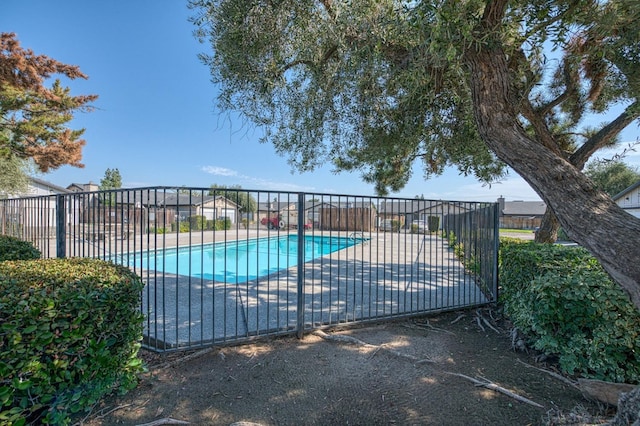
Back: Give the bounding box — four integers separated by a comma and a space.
612, 180, 640, 201
502, 200, 547, 216
29, 177, 71, 194
378, 200, 476, 214
114, 190, 238, 208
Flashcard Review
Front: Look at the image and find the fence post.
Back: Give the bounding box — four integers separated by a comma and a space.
56, 195, 66, 258
492, 202, 500, 301
296, 192, 305, 338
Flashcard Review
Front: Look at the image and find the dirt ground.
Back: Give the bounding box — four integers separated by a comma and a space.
76, 309, 611, 426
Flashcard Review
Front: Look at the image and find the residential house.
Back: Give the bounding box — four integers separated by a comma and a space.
1, 177, 71, 237
257, 200, 297, 224
66, 182, 100, 193
105, 190, 241, 230
498, 197, 546, 229
378, 200, 471, 230
613, 180, 640, 219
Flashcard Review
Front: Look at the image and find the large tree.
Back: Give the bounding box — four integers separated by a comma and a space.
189, 0, 640, 309
0, 32, 97, 173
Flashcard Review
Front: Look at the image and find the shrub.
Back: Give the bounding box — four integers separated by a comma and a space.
0, 235, 41, 261
0, 258, 145, 425
500, 241, 640, 384
428, 215, 440, 232
215, 218, 232, 231
188, 215, 206, 231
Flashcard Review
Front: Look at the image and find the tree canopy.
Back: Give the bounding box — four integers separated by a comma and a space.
99, 168, 123, 190
585, 160, 640, 196
209, 184, 257, 213
0, 32, 97, 173
0, 156, 31, 196
189, 0, 640, 309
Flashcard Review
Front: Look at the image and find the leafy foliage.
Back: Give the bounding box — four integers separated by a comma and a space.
188, 0, 640, 194
0, 258, 144, 425
584, 160, 640, 196
99, 168, 122, 190
0, 235, 41, 261
0, 33, 97, 173
0, 156, 31, 196
209, 184, 257, 213
500, 241, 640, 383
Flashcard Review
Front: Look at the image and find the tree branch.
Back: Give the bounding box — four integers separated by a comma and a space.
537, 57, 580, 117
280, 44, 338, 75
520, 100, 564, 156
481, 0, 509, 28
318, 0, 336, 20
570, 101, 640, 169
522, 0, 582, 40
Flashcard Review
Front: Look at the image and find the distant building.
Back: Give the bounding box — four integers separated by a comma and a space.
497, 197, 546, 230
613, 180, 640, 219
6, 177, 71, 198
66, 182, 100, 193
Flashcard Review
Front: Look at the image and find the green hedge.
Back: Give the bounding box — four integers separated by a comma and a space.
500, 240, 640, 383
0, 235, 41, 261
0, 258, 145, 425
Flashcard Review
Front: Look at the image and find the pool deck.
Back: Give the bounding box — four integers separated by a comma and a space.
131, 228, 491, 350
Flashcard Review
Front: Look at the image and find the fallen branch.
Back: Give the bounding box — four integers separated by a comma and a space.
136, 418, 190, 426
516, 359, 578, 388
476, 309, 501, 334
450, 314, 466, 325
444, 372, 544, 408
403, 321, 456, 336
312, 330, 434, 364
151, 347, 218, 370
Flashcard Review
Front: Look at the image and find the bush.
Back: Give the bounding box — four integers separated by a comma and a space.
500, 241, 640, 383
428, 215, 440, 232
188, 215, 206, 231
215, 218, 232, 231
0, 258, 145, 425
0, 235, 41, 261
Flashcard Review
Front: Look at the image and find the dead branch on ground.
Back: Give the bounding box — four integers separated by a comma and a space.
444, 372, 544, 408
312, 329, 434, 364
516, 359, 578, 388
151, 347, 218, 370
135, 418, 190, 425
475, 309, 501, 334
450, 314, 466, 324
402, 320, 456, 336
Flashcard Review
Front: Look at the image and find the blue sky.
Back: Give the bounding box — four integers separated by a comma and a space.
3, 1, 639, 202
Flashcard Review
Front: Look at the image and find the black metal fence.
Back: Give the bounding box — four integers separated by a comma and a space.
0, 186, 499, 352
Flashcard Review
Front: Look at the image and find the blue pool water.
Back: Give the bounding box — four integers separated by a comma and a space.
124, 235, 363, 283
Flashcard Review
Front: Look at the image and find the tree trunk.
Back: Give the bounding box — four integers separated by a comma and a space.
535, 208, 559, 243
464, 36, 640, 311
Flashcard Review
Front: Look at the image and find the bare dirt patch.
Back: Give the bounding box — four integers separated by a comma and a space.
77, 309, 608, 426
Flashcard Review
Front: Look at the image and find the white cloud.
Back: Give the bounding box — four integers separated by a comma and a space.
201, 166, 238, 177
200, 165, 316, 192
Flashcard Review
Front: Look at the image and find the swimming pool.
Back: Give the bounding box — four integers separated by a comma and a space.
123, 235, 364, 283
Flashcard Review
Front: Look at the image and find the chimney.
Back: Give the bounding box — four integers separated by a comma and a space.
497, 196, 505, 214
